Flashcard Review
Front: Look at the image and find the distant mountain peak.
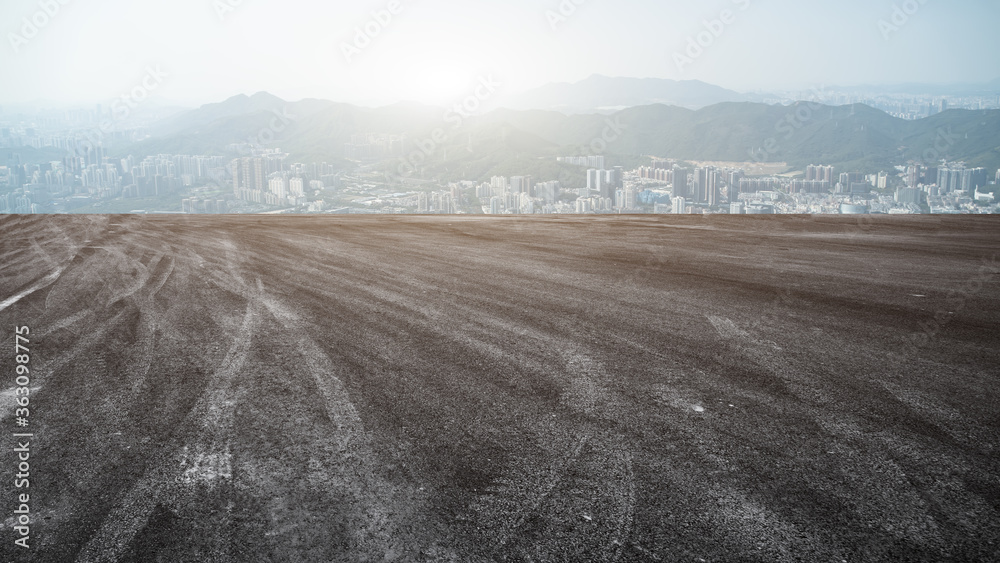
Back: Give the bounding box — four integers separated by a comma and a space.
249, 91, 286, 103
504, 76, 758, 114
219, 93, 250, 104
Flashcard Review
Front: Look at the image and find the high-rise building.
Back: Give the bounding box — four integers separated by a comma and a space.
672, 197, 687, 214
739, 177, 781, 194
510, 176, 527, 194
608, 166, 624, 188
490, 176, 508, 194
231, 159, 242, 195
937, 168, 951, 191
252, 158, 266, 191
818, 165, 835, 183
948, 168, 962, 192
233, 157, 266, 193
707, 168, 720, 205
672, 167, 690, 198
269, 177, 288, 199
536, 181, 560, 203
693, 167, 719, 205
961, 168, 988, 192
728, 170, 744, 190
895, 187, 921, 205
790, 179, 830, 194
600, 168, 619, 200
587, 169, 602, 192
936, 165, 984, 193
623, 187, 637, 210
557, 155, 605, 169
906, 165, 921, 187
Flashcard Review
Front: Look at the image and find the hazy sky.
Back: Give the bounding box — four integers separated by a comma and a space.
1, 0, 997, 107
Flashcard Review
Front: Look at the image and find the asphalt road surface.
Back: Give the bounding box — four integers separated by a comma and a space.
1, 214, 998, 562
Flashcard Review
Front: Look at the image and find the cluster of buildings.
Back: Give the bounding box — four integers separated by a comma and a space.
2, 103, 998, 215
227, 148, 358, 211
475, 175, 553, 215
638, 162, 732, 209
226, 155, 998, 216
471, 166, 646, 215
556, 155, 606, 169
934, 165, 990, 194
768, 90, 1000, 121
230, 151, 339, 209
0, 190, 36, 213
640, 159, 999, 215
343, 133, 408, 161
893, 162, 995, 213
0, 149, 232, 212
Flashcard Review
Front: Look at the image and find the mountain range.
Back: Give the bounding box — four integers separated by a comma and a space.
120, 86, 1000, 183
500, 75, 762, 113
829, 78, 1000, 97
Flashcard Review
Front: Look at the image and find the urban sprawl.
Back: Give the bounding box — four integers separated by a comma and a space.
1, 125, 997, 216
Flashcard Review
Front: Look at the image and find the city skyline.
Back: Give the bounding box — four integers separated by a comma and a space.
1, 0, 999, 107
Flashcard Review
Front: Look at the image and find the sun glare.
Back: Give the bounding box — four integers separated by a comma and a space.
402, 62, 472, 106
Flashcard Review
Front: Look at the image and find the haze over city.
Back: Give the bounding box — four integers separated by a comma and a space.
2, 0, 999, 106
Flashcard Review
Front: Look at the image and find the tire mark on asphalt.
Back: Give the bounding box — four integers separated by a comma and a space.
495, 433, 591, 549
0, 385, 42, 419
42, 245, 104, 311
0, 246, 30, 271
256, 254, 641, 560
481, 430, 636, 562
0, 267, 65, 312
607, 449, 637, 563
146, 254, 175, 299
102, 247, 158, 309
254, 279, 458, 560
124, 257, 171, 395
707, 314, 781, 351
256, 282, 365, 450
75, 297, 260, 563
32, 242, 153, 339
36, 310, 92, 338
0, 227, 73, 312
30, 236, 63, 270
180, 293, 258, 485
